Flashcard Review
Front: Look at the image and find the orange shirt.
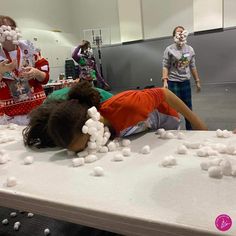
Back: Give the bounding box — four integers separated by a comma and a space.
99, 88, 179, 135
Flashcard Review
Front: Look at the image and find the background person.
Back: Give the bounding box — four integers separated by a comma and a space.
162, 26, 201, 130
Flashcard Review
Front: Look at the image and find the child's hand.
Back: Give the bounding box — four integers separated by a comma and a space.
0, 59, 17, 74
20, 67, 39, 80
196, 81, 201, 92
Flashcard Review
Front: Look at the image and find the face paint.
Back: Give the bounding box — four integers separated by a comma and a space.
174, 30, 188, 46
0, 25, 22, 45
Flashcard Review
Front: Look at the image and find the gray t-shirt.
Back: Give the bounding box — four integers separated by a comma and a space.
162, 43, 196, 82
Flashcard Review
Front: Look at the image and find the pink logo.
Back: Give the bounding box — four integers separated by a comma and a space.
215, 214, 232, 231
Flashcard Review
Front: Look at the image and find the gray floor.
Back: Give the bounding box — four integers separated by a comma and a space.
192, 83, 236, 131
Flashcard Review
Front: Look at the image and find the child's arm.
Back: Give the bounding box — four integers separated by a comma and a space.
163, 88, 208, 130
233, 129, 236, 134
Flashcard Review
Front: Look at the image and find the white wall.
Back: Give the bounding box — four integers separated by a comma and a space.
193, 0, 223, 31
70, 0, 121, 44
142, 0, 193, 39
224, 0, 236, 28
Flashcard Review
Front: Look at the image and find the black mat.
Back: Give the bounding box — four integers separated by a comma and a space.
0, 207, 121, 236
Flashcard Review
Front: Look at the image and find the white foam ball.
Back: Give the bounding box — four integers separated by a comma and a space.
141, 145, 150, 154
102, 137, 108, 145
27, 213, 34, 218
220, 160, 232, 176
72, 158, 85, 167
223, 130, 231, 138
216, 129, 223, 137
160, 155, 177, 167
88, 127, 97, 135
82, 125, 89, 134
200, 160, 210, 171
10, 212, 17, 217
104, 132, 111, 139
85, 119, 95, 127
93, 166, 104, 176
99, 146, 108, 153
226, 145, 235, 155
44, 228, 50, 236
156, 128, 165, 135
77, 150, 88, 157
196, 149, 208, 157
208, 166, 223, 178
177, 132, 185, 139
165, 132, 175, 139
14, 221, 20, 231
24, 156, 34, 165
6, 177, 17, 187
189, 142, 201, 149
87, 106, 97, 116
2, 219, 8, 225
121, 139, 131, 147
87, 141, 97, 150
107, 142, 116, 151
122, 147, 131, 156
92, 113, 100, 121
84, 154, 98, 163
113, 154, 124, 161
209, 158, 223, 166
177, 145, 187, 154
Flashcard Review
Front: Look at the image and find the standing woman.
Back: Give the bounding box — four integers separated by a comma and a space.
0, 15, 49, 125
162, 26, 201, 130
72, 40, 110, 90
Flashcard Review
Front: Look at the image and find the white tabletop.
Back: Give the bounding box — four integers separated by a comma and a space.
0, 127, 235, 236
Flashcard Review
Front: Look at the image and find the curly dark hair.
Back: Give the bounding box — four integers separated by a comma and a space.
23, 81, 101, 149
22, 100, 64, 148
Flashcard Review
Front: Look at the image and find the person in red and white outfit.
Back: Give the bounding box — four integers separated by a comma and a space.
0, 15, 49, 125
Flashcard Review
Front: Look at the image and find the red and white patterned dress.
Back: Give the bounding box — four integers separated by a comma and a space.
0, 40, 49, 122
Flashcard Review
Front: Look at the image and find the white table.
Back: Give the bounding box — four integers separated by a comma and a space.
0, 127, 236, 236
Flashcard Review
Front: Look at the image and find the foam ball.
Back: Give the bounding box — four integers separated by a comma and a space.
85, 154, 98, 163
10, 212, 17, 217
177, 145, 187, 154
209, 158, 223, 166
72, 158, 85, 167
216, 129, 223, 137
113, 154, 124, 161
88, 127, 97, 135
121, 139, 131, 147
87, 106, 97, 117
223, 130, 231, 138
82, 125, 89, 134
6, 177, 17, 187
141, 145, 150, 154
196, 149, 208, 157
156, 128, 165, 135
14, 221, 20, 231
122, 147, 131, 156
44, 228, 50, 236
99, 146, 108, 153
104, 132, 111, 139
77, 150, 88, 157
177, 132, 185, 139
107, 142, 116, 151
93, 166, 104, 176
2, 219, 8, 225
188, 142, 201, 149
102, 137, 108, 145
200, 160, 210, 171
160, 155, 177, 167
220, 160, 232, 176
208, 166, 223, 178
87, 141, 97, 150
165, 132, 175, 139
27, 213, 34, 218
24, 156, 34, 165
